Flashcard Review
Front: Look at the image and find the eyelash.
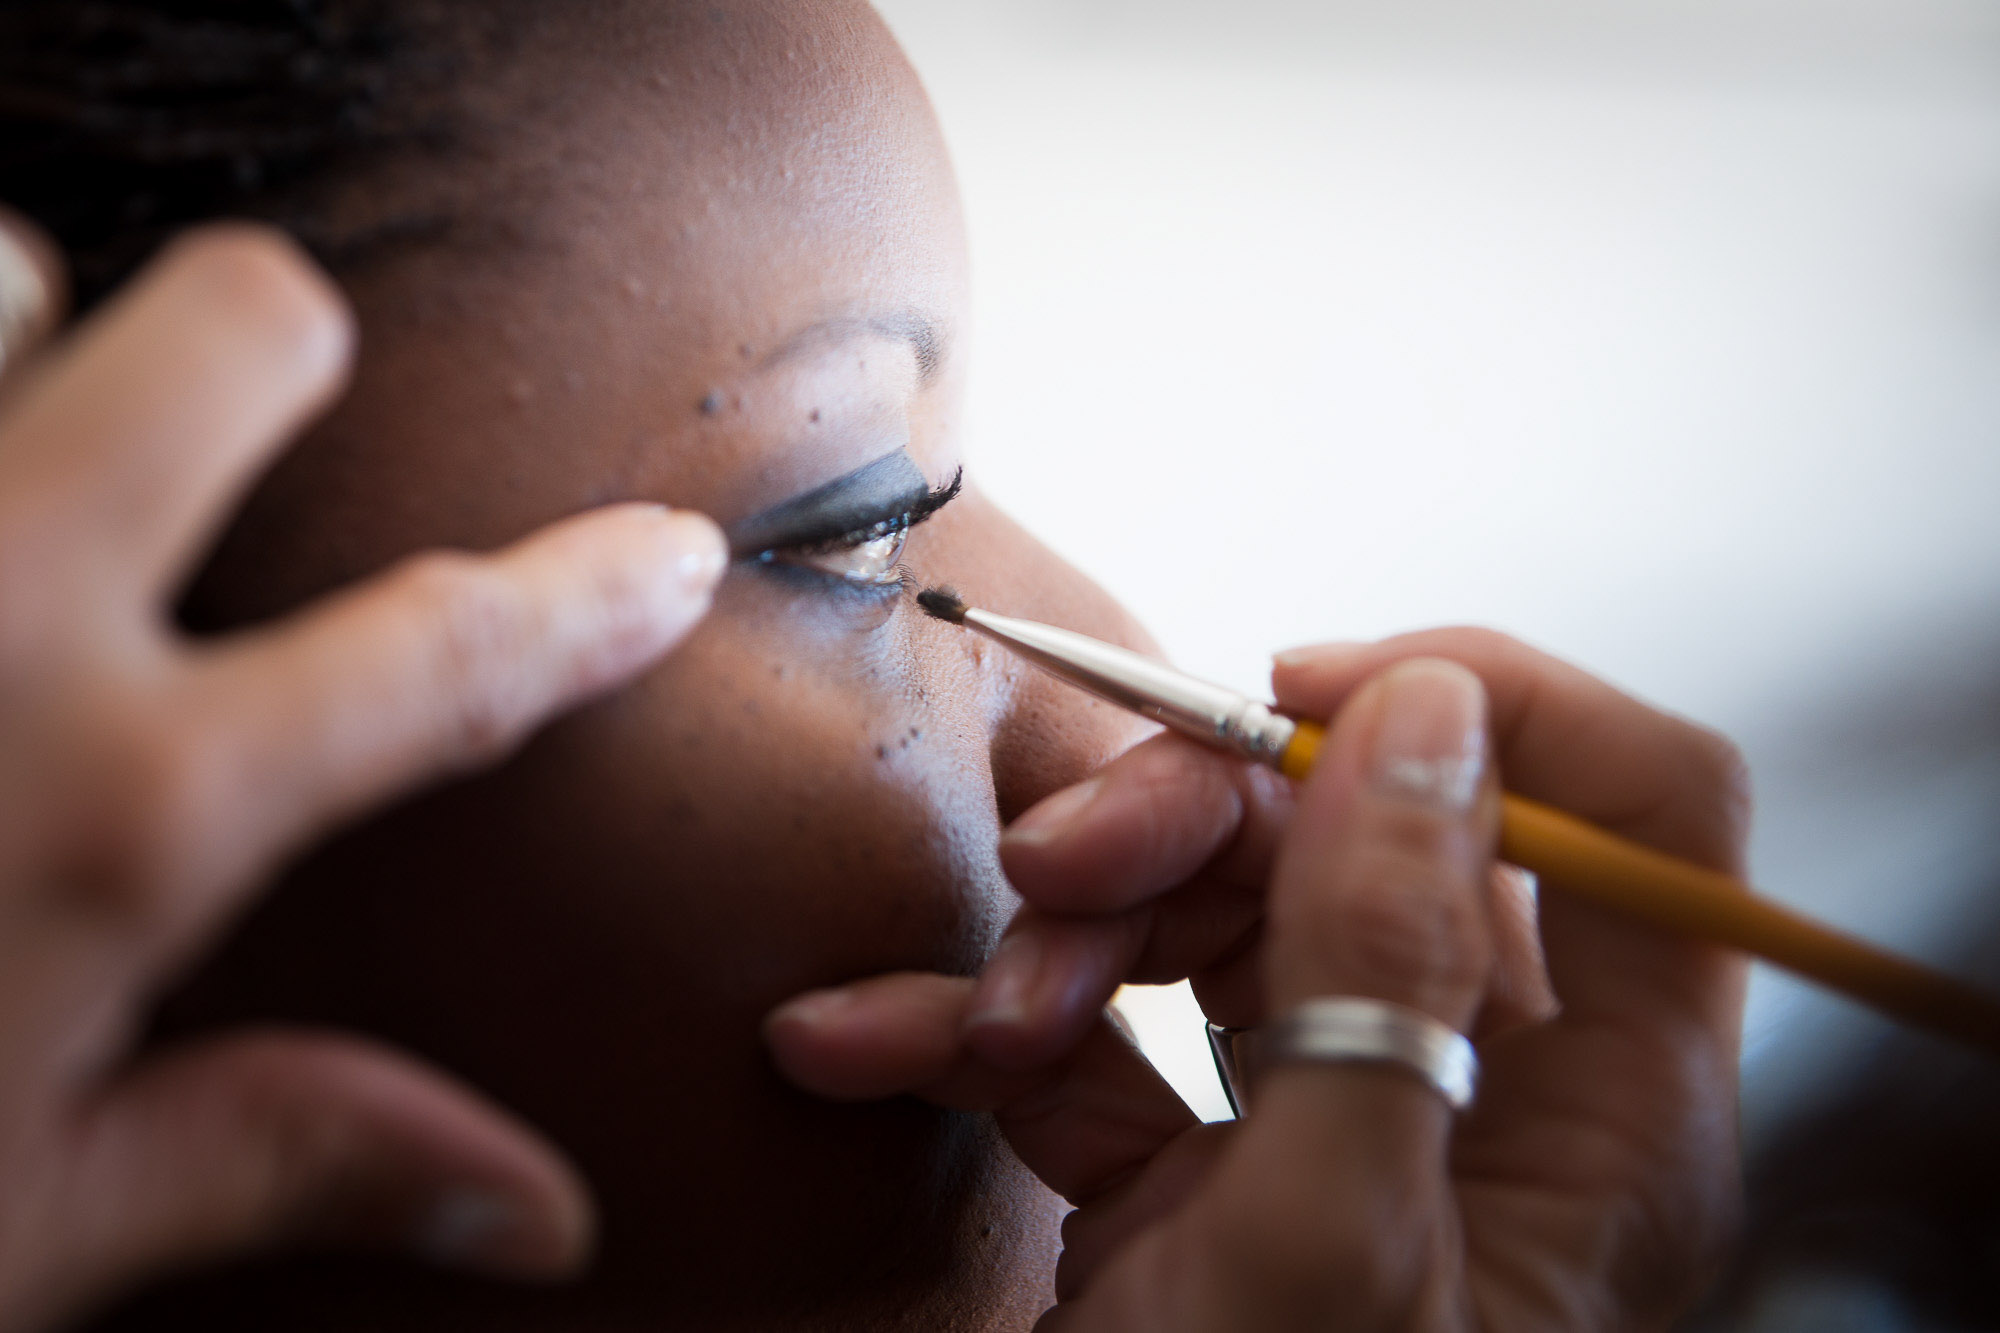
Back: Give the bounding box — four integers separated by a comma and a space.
758, 467, 963, 591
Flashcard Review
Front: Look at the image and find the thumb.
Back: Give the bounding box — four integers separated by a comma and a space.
41, 1029, 591, 1322
1119, 660, 1500, 1328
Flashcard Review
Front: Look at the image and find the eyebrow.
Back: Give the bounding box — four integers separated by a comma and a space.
725, 449, 934, 556
759, 311, 944, 384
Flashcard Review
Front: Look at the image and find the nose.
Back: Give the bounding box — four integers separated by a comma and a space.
931, 489, 1161, 825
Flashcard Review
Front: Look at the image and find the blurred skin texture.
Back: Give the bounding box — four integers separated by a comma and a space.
98, 2, 1153, 1329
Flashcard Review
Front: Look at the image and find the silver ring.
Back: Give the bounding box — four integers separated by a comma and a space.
0, 225, 52, 376
1207, 998, 1479, 1117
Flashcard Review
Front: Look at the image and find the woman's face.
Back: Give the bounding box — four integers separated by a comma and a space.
164, 2, 1150, 1326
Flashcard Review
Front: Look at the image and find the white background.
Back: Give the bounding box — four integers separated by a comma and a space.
872, 0, 2000, 1138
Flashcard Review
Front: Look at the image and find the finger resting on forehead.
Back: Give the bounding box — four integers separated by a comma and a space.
172, 505, 716, 921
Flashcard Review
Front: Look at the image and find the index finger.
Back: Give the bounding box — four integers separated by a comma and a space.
161, 504, 725, 931
0, 224, 352, 603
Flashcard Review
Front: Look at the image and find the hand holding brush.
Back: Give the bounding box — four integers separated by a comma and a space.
768, 632, 1750, 1329
912, 588, 2000, 1060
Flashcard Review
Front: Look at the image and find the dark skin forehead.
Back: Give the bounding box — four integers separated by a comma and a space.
193, 0, 968, 619
455, 0, 969, 506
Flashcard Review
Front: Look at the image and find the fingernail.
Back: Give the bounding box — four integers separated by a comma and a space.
662, 512, 727, 592
968, 931, 1043, 1029
1369, 660, 1486, 813
1002, 778, 1103, 849
418, 1189, 531, 1271
0, 218, 54, 374
1273, 641, 1368, 672
771, 988, 855, 1029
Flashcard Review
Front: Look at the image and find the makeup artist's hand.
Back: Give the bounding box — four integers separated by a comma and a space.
0, 216, 724, 1333
768, 633, 1750, 1331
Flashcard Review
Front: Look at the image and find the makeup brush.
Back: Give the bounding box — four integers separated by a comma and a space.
915, 585, 2000, 1058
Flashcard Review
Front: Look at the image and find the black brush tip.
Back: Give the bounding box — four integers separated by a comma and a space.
915, 585, 968, 624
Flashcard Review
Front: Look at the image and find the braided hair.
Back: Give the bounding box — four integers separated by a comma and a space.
0, 0, 466, 310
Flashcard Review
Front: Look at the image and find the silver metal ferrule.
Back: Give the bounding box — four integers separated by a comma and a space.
959, 607, 1298, 771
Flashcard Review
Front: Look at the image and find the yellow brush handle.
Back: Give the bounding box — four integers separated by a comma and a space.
1277, 720, 1325, 783
1279, 720, 2000, 1056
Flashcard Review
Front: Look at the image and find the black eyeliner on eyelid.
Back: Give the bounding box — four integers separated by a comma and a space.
732, 465, 960, 603
726, 451, 962, 557
725, 450, 921, 555
787, 466, 961, 554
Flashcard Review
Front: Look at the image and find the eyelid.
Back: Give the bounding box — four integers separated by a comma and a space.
726, 449, 928, 555
760, 465, 963, 558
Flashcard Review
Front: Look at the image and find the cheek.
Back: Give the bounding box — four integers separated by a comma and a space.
148, 576, 1041, 1301
281, 581, 1026, 1281
534, 587, 1016, 999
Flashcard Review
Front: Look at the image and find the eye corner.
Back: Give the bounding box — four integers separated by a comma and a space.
754, 525, 909, 590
